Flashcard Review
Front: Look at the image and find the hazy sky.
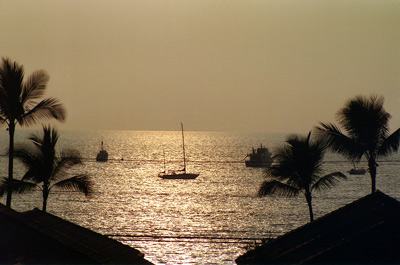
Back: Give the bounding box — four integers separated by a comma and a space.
1, 0, 399, 132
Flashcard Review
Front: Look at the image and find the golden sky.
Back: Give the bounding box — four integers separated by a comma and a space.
1, 0, 399, 132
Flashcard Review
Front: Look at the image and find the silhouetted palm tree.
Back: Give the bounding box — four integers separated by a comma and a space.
258, 132, 346, 222
316, 95, 400, 193
0, 126, 91, 212
0, 58, 65, 207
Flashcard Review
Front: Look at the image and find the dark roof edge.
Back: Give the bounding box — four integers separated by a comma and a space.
236, 190, 400, 263
275, 190, 399, 240
0, 204, 99, 263
22, 208, 146, 262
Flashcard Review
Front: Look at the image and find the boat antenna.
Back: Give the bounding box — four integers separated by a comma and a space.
181, 122, 186, 173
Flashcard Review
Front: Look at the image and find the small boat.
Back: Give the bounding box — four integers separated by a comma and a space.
348, 168, 367, 175
96, 141, 108, 162
245, 144, 273, 168
158, 123, 199, 179
348, 162, 367, 175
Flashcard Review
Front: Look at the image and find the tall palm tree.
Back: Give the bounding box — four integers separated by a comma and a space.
316, 95, 400, 193
258, 132, 346, 222
0, 126, 92, 212
0, 58, 66, 207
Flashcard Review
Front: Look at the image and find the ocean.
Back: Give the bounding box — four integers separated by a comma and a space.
1, 129, 400, 264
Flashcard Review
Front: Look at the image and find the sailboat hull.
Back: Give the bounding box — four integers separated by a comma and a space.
158, 173, 199, 179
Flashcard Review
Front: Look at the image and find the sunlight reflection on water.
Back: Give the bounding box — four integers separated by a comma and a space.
1, 130, 400, 264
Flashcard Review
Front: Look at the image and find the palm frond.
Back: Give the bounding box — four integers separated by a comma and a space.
21, 70, 49, 106
54, 149, 83, 175
13, 146, 47, 183
312, 172, 347, 192
19, 97, 66, 126
265, 132, 329, 191
0, 117, 7, 125
258, 180, 300, 198
52, 149, 83, 180
28, 132, 43, 148
12, 179, 38, 194
53, 175, 93, 197
265, 161, 293, 181
13, 146, 37, 165
0, 177, 8, 196
14, 129, 57, 183
0, 58, 25, 120
337, 95, 392, 149
338, 95, 388, 132
378, 128, 400, 157
29, 125, 59, 151
0, 177, 37, 196
0, 58, 24, 95
315, 122, 362, 160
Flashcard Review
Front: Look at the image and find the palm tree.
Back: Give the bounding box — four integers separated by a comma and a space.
0, 58, 66, 207
0, 126, 92, 212
316, 95, 400, 194
258, 132, 346, 222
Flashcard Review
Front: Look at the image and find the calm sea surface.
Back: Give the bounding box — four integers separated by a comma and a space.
1, 130, 400, 264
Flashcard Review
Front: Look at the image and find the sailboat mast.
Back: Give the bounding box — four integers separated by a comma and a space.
181, 122, 186, 172
163, 150, 166, 173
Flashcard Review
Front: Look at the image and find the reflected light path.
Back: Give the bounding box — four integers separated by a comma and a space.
1, 130, 399, 264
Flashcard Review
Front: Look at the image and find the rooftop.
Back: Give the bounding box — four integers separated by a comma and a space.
236, 191, 400, 264
0, 204, 153, 264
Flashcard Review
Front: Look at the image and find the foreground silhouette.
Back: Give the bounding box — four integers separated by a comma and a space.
0, 58, 65, 208
0, 126, 92, 212
0, 204, 153, 264
258, 132, 346, 222
316, 95, 400, 193
237, 191, 400, 264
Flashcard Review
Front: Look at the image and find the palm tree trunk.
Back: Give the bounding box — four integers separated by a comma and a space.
42, 189, 49, 212
6, 122, 15, 208
305, 192, 314, 222
369, 159, 377, 193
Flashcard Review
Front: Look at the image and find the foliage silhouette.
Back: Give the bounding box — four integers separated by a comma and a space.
316, 95, 400, 193
0, 58, 66, 207
258, 132, 346, 222
0, 126, 92, 212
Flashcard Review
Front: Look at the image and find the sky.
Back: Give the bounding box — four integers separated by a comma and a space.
0, 0, 399, 133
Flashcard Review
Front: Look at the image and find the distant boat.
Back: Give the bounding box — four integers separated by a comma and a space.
348, 162, 367, 175
245, 144, 273, 168
96, 141, 108, 162
158, 123, 199, 179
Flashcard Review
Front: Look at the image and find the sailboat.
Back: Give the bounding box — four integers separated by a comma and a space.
158, 123, 199, 179
348, 161, 367, 175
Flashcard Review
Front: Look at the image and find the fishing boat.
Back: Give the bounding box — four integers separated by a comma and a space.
96, 141, 108, 162
245, 144, 273, 168
348, 162, 367, 175
158, 123, 199, 179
